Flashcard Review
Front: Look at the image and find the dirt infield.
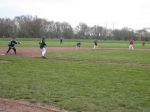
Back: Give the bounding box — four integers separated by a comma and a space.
0, 47, 150, 57
0, 47, 92, 57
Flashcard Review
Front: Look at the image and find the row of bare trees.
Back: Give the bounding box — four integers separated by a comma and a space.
0, 15, 150, 40
0, 15, 73, 39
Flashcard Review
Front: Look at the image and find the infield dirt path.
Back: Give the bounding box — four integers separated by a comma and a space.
0, 47, 92, 57
0, 47, 150, 57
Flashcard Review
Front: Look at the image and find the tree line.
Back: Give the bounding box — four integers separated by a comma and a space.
0, 15, 150, 40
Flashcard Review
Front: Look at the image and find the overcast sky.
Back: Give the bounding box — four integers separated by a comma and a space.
0, 0, 150, 29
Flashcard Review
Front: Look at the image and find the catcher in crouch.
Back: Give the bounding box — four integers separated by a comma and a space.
6, 38, 20, 55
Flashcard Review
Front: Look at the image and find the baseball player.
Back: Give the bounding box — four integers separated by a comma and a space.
129, 39, 134, 50
6, 38, 20, 55
142, 40, 145, 46
39, 37, 47, 58
93, 40, 98, 49
76, 41, 81, 49
60, 37, 63, 44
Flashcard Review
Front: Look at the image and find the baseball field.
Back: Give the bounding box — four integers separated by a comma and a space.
0, 39, 150, 112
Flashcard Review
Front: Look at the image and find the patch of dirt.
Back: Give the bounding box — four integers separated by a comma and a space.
0, 47, 92, 57
0, 47, 150, 57
0, 99, 69, 112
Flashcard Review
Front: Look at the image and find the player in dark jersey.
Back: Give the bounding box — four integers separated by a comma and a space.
60, 37, 63, 44
76, 41, 81, 49
39, 37, 47, 58
6, 38, 20, 54
93, 40, 98, 49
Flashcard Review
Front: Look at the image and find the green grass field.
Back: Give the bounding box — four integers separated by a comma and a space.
0, 39, 150, 112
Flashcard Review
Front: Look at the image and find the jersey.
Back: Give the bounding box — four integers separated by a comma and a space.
39, 40, 46, 49
94, 41, 97, 46
76, 42, 81, 47
130, 40, 133, 45
8, 40, 17, 47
